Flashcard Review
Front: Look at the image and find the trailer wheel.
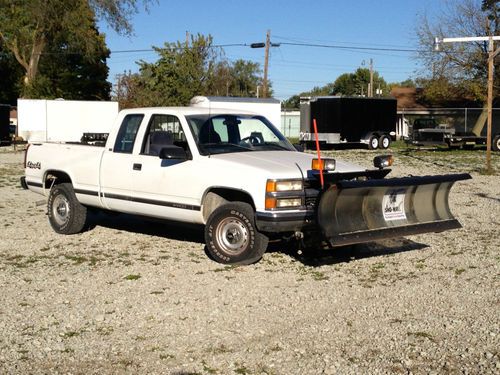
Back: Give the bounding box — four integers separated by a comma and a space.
368, 136, 379, 150
47, 183, 87, 234
379, 135, 391, 149
205, 202, 268, 265
493, 135, 500, 151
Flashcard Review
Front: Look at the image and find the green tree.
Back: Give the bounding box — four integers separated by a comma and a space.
332, 68, 388, 96
229, 59, 263, 97
0, 44, 23, 105
135, 34, 221, 106
117, 35, 269, 107
113, 71, 151, 108
25, 23, 111, 100
282, 83, 335, 109
0, 0, 152, 95
332, 73, 358, 96
206, 59, 265, 97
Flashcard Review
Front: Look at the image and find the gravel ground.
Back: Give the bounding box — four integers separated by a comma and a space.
0, 146, 499, 374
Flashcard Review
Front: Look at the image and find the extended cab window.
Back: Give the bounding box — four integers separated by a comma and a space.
142, 114, 189, 156
114, 114, 144, 153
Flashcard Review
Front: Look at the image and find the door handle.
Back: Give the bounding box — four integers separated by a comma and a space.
133, 163, 142, 171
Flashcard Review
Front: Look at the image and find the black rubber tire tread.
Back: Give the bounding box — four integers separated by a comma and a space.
379, 135, 391, 149
493, 135, 500, 152
368, 136, 379, 150
47, 183, 87, 235
205, 202, 268, 265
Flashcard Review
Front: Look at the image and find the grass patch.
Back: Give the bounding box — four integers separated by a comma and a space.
64, 254, 88, 264
123, 274, 141, 280
213, 265, 237, 273
61, 331, 81, 338
455, 268, 466, 276
407, 331, 435, 342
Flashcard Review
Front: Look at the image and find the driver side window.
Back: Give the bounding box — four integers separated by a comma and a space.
142, 114, 188, 156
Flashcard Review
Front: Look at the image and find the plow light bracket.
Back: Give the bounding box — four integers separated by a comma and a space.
373, 155, 394, 169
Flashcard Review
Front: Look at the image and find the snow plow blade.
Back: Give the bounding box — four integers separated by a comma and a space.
318, 173, 471, 247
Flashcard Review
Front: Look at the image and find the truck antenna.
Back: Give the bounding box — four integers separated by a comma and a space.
313, 118, 324, 188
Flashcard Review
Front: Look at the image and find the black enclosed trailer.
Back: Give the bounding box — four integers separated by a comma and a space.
0, 104, 11, 146
299, 96, 397, 149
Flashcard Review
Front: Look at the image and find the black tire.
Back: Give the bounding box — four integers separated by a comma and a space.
47, 183, 87, 234
493, 135, 500, 152
205, 202, 268, 265
368, 135, 379, 150
379, 135, 391, 149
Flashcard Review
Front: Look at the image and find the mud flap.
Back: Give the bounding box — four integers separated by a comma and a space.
318, 173, 472, 247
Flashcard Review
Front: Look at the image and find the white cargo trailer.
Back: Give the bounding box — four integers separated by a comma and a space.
190, 96, 281, 128
17, 99, 119, 142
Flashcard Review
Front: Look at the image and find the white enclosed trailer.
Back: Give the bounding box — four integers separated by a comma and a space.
190, 96, 281, 128
17, 99, 119, 142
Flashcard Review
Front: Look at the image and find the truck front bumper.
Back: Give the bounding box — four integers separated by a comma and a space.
255, 210, 315, 233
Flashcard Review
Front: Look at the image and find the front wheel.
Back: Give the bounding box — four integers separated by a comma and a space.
47, 183, 87, 234
205, 202, 268, 265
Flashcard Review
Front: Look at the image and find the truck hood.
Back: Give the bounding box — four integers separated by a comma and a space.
210, 151, 366, 178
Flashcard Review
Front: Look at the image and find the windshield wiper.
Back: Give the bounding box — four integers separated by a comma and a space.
201, 142, 254, 152
253, 142, 291, 151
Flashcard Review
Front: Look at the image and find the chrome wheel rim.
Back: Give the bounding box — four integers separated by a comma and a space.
52, 195, 70, 226
215, 217, 249, 255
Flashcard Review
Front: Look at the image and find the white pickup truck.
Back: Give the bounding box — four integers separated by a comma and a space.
23, 106, 471, 264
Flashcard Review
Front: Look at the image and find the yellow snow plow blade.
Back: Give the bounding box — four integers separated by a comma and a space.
318, 173, 471, 247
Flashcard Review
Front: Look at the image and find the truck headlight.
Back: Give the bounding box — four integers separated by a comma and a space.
266, 179, 303, 192
265, 197, 303, 210
265, 179, 304, 210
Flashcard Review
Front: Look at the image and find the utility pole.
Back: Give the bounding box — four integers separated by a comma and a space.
263, 30, 271, 98
250, 31, 280, 98
435, 35, 500, 173
185, 31, 190, 47
486, 36, 496, 172
369, 58, 374, 97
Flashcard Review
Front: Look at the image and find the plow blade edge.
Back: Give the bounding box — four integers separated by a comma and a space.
318, 173, 471, 247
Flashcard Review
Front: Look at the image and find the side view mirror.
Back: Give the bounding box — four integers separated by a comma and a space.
159, 145, 188, 160
293, 143, 304, 152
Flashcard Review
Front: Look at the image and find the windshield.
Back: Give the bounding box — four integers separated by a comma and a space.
186, 114, 295, 155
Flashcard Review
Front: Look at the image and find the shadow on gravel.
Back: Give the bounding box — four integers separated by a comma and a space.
475, 192, 500, 203
84, 210, 429, 266
85, 210, 205, 243
270, 238, 428, 267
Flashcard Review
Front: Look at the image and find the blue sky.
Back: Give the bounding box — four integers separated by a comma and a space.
99, 0, 441, 100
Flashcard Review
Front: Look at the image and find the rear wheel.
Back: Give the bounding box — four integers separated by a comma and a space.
379, 135, 391, 149
205, 202, 268, 265
47, 183, 87, 234
368, 136, 379, 150
493, 135, 500, 151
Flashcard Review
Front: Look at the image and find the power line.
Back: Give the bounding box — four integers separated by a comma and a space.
273, 34, 415, 49
278, 41, 418, 53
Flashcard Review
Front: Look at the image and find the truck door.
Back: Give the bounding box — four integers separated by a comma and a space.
100, 113, 145, 212
130, 113, 201, 222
